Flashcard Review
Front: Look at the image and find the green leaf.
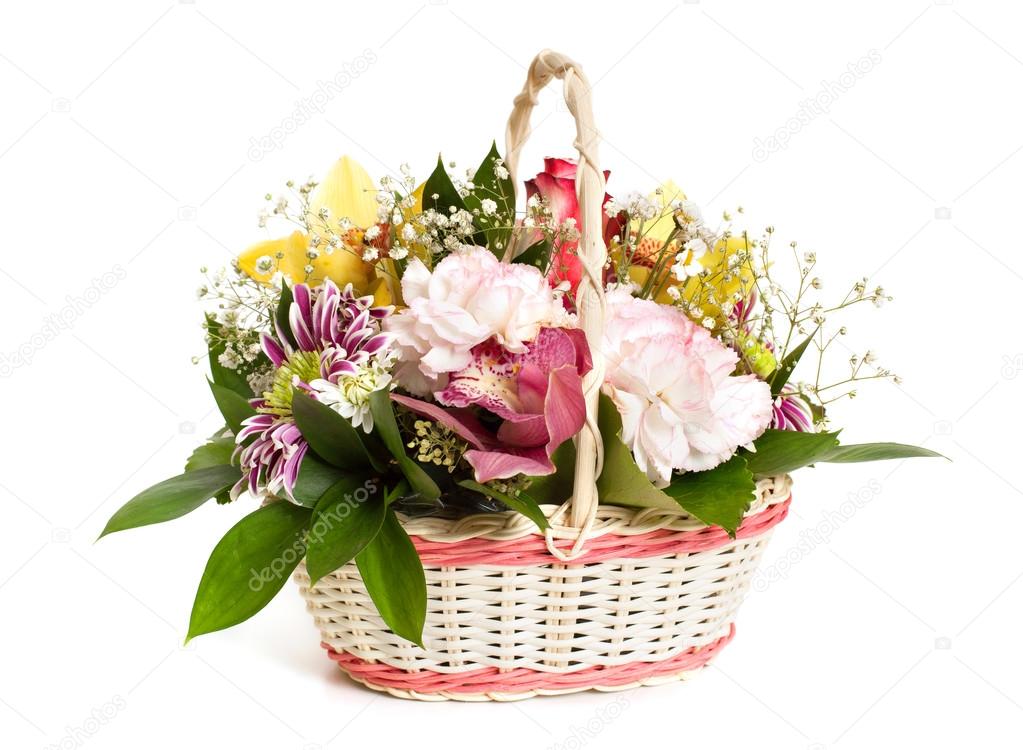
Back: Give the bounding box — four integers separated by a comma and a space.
205, 314, 264, 398
744, 429, 841, 476
275, 281, 297, 350
422, 155, 467, 216
512, 238, 551, 269
663, 455, 756, 536
463, 142, 515, 253
525, 440, 576, 505
356, 509, 426, 646
291, 454, 348, 507
595, 394, 679, 510
208, 379, 256, 436
185, 437, 235, 472
770, 328, 818, 397
369, 390, 440, 501
458, 480, 549, 530
186, 501, 311, 641
291, 390, 379, 472
306, 477, 386, 584
99, 465, 240, 538
819, 442, 947, 464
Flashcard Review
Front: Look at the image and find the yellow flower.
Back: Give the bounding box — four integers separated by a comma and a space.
237, 156, 392, 305
615, 181, 754, 328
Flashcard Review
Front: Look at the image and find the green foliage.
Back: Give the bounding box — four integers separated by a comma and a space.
305, 477, 386, 585
275, 281, 296, 349
369, 390, 440, 501
744, 429, 842, 476
187, 501, 311, 641
663, 455, 756, 537
356, 510, 427, 646
770, 328, 817, 398
205, 314, 264, 398
458, 480, 549, 530
525, 441, 576, 506
463, 142, 515, 254
207, 379, 256, 436
99, 465, 240, 538
291, 454, 349, 508
819, 442, 946, 463
185, 438, 235, 472
291, 390, 381, 472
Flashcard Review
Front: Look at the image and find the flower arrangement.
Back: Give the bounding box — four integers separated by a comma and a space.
102, 143, 940, 648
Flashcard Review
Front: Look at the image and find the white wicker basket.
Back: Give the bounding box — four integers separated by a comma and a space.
295, 50, 791, 701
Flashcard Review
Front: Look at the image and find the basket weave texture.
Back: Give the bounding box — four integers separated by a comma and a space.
295, 476, 791, 700
295, 49, 791, 700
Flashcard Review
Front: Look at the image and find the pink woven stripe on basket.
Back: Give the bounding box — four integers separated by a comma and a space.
409, 498, 790, 566
324, 625, 735, 694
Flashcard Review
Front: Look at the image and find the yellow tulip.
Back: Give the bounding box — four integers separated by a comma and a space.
236, 156, 386, 303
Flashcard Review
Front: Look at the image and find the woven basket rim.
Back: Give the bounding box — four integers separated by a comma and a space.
397, 474, 791, 544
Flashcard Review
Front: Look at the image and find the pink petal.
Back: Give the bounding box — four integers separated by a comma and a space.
541, 363, 587, 455
465, 447, 554, 482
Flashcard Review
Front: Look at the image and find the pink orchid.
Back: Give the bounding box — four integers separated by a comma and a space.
525, 158, 622, 295
392, 327, 591, 482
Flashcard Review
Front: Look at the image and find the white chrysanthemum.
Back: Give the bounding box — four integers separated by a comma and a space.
310, 355, 394, 433
601, 288, 773, 486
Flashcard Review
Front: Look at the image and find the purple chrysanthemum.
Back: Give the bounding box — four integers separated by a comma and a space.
232, 281, 393, 501
771, 386, 814, 432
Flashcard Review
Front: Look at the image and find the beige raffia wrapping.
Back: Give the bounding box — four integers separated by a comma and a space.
295, 50, 789, 701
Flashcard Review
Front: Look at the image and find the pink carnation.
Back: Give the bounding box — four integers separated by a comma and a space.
385, 246, 570, 394
602, 288, 773, 485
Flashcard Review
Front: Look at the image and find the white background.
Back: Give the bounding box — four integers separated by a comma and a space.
2, 1, 1021, 748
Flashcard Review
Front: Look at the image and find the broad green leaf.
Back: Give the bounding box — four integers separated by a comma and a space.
291, 390, 379, 472
458, 480, 550, 530
208, 379, 256, 436
205, 314, 264, 398
463, 142, 515, 253
100, 465, 240, 538
819, 442, 946, 464
663, 455, 756, 536
525, 440, 576, 505
369, 390, 440, 501
594, 394, 678, 510
291, 454, 348, 507
186, 501, 311, 641
745, 429, 841, 476
356, 509, 426, 646
275, 281, 297, 350
185, 437, 235, 472
770, 328, 818, 397
306, 477, 386, 584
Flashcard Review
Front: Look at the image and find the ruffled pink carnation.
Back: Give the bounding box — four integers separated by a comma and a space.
385, 246, 570, 394
602, 287, 773, 485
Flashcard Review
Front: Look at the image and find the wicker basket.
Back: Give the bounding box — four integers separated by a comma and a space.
294, 50, 792, 701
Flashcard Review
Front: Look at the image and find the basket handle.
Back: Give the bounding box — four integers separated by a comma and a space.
503, 50, 606, 558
